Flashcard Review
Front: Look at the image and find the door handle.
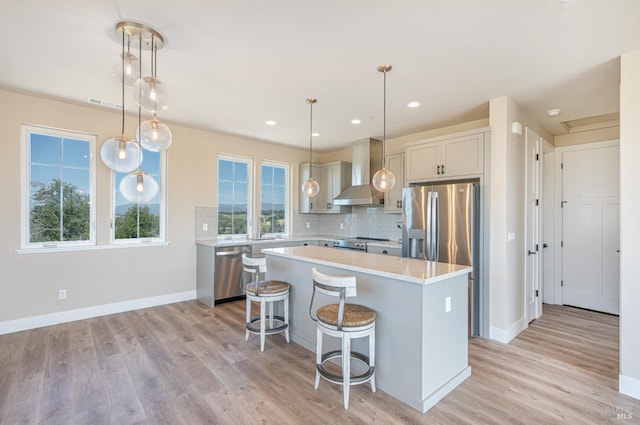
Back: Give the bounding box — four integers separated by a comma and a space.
527, 250, 537, 256
441, 164, 445, 174
543, 243, 549, 248
437, 165, 441, 175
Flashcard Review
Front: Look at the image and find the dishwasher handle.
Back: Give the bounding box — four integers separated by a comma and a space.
216, 249, 247, 256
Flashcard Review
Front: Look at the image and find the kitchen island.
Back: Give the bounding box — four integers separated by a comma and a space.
263, 245, 472, 413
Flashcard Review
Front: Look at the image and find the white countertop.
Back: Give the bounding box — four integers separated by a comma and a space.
195, 235, 339, 247
263, 246, 471, 285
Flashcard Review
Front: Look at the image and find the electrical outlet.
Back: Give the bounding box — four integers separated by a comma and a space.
445, 296, 451, 312
340, 223, 344, 230
58, 289, 67, 300
202, 223, 208, 231
306, 222, 310, 229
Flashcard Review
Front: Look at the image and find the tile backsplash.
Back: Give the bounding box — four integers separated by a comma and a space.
195, 205, 402, 242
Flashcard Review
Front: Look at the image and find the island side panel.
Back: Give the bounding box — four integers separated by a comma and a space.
421, 274, 471, 412
266, 253, 426, 410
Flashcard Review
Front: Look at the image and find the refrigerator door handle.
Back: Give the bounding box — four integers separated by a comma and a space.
425, 191, 433, 260
432, 191, 439, 262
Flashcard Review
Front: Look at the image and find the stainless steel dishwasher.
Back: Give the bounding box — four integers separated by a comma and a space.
214, 245, 251, 303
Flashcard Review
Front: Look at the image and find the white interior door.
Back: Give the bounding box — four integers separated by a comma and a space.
525, 128, 541, 323
562, 145, 620, 314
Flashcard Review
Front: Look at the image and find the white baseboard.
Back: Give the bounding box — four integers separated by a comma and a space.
490, 316, 526, 344
620, 374, 640, 400
0, 290, 197, 335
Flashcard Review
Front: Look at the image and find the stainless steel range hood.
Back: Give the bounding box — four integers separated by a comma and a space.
333, 138, 384, 206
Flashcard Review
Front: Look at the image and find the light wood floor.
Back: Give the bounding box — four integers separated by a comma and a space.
0, 302, 638, 424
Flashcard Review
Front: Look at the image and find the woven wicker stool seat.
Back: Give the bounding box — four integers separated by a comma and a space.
242, 254, 290, 352
316, 304, 376, 328
309, 267, 376, 410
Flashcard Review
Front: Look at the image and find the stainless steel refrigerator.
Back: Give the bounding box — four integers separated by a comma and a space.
401, 181, 480, 337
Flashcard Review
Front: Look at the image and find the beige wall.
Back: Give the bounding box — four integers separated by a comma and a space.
488, 96, 551, 342
0, 89, 308, 324
619, 50, 640, 399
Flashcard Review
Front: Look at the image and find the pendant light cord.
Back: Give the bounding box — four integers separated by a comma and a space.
120, 31, 126, 135
309, 100, 313, 178
383, 68, 387, 163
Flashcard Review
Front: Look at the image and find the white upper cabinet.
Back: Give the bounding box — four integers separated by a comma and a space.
405, 129, 487, 183
384, 152, 405, 213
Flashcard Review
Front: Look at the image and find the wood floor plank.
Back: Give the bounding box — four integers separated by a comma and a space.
0, 302, 638, 424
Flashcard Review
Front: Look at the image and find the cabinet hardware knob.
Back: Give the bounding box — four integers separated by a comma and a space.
382, 250, 388, 254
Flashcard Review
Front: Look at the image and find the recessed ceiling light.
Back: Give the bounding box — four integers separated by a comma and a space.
312, 132, 319, 137
407, 101, 420, 108
351, 119, 361, 125
546, 108, 561, 117
265, 120, 277, 126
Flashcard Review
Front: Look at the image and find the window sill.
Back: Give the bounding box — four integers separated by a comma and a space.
15, 241, 170, 255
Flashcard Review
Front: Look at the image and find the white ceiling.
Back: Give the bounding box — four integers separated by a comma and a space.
1, 0, 638, 151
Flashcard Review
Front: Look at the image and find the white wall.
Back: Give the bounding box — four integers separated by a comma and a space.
488, 96, 552, 343
0, 89, 308, 331
619, 50, 640, 400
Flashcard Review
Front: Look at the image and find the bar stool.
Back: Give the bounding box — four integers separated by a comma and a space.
241, 254, 290, 352
309, 267, 376, 409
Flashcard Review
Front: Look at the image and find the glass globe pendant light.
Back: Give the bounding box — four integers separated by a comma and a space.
109, 37, 139, 88
133, 34, 171, 113
372, 64, 396, 193
101, 26, 142, 173
138, 113, 172, 151
119, 169, 159, 203
301, 98, 320, 198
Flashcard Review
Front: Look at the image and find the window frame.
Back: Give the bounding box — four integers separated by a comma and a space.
217, 154, 254, 238
20, 124, 97, 250
258, 160, 291, 238
110, 149, 167, 244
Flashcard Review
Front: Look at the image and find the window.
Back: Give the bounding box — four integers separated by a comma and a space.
260, 162, 289, 236
218, 156, 252, 237
22, 125, 95, 248
113, 150, 164, 242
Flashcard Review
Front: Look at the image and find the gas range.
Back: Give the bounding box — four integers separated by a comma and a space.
331, 237, 390, 251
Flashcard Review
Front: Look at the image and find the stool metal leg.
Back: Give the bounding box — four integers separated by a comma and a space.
268, 302, 274, 329
260, 299, 266, 352
245, 298, 251, 341
284, 296, 290, 343
370, 329, 376, 393
342, 333, 351, 409
315, 328, 322, 390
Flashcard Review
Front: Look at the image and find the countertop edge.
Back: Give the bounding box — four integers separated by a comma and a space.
263, 246, 471, 285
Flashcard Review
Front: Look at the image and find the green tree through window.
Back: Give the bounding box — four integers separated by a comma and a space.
30, 179, 90, 242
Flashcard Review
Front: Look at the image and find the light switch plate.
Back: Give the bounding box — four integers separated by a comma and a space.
445, 296, 451, 312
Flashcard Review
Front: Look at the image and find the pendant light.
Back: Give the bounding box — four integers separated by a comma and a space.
110, 37, 139, 88
133, 32, 171, 113
100, 27, 142, 173
372, 64, 396, 193
120, 33, 159, 204
301, 98, 320, 198
137, 32, 172, 151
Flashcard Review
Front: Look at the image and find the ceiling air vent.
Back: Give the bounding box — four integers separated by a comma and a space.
87, 97, 126, 110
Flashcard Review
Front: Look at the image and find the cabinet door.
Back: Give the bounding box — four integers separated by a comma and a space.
441, 133, 484, 177
406, 143, 439, 182
384, 153, 405, 213
299, 164, 311, 213
326, 165, 343, 212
